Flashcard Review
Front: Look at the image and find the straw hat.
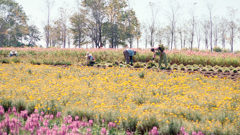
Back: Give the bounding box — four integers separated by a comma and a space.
10, 50, 17, 54
85, 52, 90, 57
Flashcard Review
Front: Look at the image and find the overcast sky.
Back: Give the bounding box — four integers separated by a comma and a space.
15, 0, 240, 51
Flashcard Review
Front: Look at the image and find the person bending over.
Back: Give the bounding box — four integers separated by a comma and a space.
85, 52, 95, 66
151, 45, 167, 69
9, 50, 18, 57
123, 49, 137, 66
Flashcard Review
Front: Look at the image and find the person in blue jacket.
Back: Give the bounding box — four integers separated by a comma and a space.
123, 49, 137, 65
85, 52, 95, 66
9, 50, 18, 57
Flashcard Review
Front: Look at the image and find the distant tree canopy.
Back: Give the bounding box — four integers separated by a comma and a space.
0, 0, 40, 47
70, 0, 140, 48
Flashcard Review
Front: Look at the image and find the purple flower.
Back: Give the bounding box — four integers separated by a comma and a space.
75, 115, 79, 121
89, 120, 93, 126
108, 122, 116, 129
43, 120, 49, 127
56, 112, 61, 118
149, 126, 159, 135
126, 131, 131, 135
8, 107, 11, 114
87, 128, 91, 132
12, 107, 17, 113
50, 114, 54, 120
45, 115, 50, 119
0, 106, 4, 115
34, 109, 38, 114
101, 127, 107, 135
67, 115, 72, 123
41, 111, 44, 116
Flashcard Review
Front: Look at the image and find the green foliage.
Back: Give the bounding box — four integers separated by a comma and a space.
217, 68, 223, 72
201, 68, 207, 71
223, 68, 230, 73
146, 61, 156, 68
12, 99, 26, 112
133, 62, 144, 68
233, 68, 238, 73
158, 44, 165, 52
209, 68, 214, 71
229, 66, 234, 70
138, 72, 145, 79
213, 46, 222, 52
0, 98, 12, 112
166, 65, 171, 70
180, 65, 185, 70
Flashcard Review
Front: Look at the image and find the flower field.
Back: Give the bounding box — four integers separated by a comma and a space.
0, 63, 240, 134
1, 48, 240, 67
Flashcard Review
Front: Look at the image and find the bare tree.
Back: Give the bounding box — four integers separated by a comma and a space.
206, 2, 214, 52
148, 2, 159, 47
165, 0, 181, 50
219, 17, 228, 49
213, 16, 220, 48
195, 20, 202, 49
163, 25, 171, 49
177, 27, 183, 49
156, 25, 165, 45
203, 19, 210, 50
227, 7, 238, 52
42, 0, 55, 48
57, 5, 71, 48
189, 3, 197, 51
142, 22, 149, 49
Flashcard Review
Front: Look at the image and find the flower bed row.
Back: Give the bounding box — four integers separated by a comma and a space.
1, 48, 240, 67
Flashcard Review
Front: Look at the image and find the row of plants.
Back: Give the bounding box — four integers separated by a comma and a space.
92, 60, 240, 74
0, 63, 239, 134
1, 48, 240, 67
0, 106, 205, 135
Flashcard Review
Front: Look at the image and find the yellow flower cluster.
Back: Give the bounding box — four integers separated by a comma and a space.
0, 63, 239, 134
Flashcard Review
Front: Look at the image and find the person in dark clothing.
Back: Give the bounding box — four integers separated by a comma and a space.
151, 45, 167, 68
123, 49, 137, 65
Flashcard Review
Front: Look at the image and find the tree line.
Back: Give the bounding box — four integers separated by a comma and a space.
0, 0, 41, 47
1, 0, 240, 52
43, 0, 140, 49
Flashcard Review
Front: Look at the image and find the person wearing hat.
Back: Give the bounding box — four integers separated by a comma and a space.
85, 52, 95, 66
123, 49, 137, 66
9, 50, 18, 57
151, 44, 168, 69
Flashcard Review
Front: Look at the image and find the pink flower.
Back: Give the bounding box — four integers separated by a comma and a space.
101, 127, 107, 135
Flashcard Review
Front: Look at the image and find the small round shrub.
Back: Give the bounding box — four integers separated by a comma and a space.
217, 68, 223, 72
213, 46, 222, 52
209, 68, 214, 71
201, 68, 207, 71
233, 69, 238, 73
223, 68, 230, 73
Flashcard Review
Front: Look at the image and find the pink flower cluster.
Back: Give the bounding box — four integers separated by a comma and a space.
148, 126, 159, 135
177, 127, 211, 135
0, 106, 117, 135
0, 106, 209, 135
